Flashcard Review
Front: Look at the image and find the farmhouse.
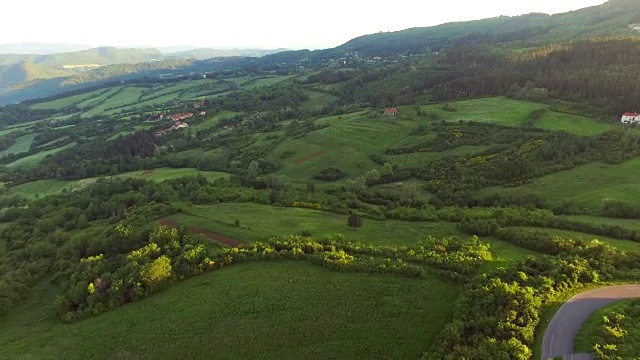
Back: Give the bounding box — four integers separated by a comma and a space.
383, 108, 399, 117
168, 112, 193, 122
621, 112, 640, 124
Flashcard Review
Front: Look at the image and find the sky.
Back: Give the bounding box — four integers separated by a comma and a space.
1, 0, 607, 50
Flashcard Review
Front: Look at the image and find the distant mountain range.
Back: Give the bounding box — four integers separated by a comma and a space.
164, 48, 290, 60
0, 46, 289, 96
1, 0, 639, 105
0, 43, 94, 55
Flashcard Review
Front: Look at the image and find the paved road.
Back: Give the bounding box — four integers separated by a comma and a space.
541, 284, 640, 360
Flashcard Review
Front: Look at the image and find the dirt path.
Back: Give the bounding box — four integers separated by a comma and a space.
158, 219, 243, 248
541, 284, 640, 360
141, 169, 156, 175
293, 150, 326, 165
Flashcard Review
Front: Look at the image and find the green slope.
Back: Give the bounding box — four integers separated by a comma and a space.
0, 262, 458, 360
0, 62, 76, 87
338, 0, 640, 55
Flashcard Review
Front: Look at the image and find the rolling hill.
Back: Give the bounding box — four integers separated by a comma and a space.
0, 62, 76, 87
337, 0, 640, 55
0, 42, 93, 55
164, 47, 289, 59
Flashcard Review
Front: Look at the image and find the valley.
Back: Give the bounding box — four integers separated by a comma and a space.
1, 1, 640, 359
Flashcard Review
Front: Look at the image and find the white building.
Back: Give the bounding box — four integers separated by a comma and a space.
621, 112, 640, 124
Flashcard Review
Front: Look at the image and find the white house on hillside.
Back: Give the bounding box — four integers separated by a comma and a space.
621, 112, 640, 124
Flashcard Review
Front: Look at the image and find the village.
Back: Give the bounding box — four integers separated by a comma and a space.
151, 101, 207, 137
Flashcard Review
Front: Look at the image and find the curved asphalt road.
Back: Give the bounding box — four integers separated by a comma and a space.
541, 284, 640, 360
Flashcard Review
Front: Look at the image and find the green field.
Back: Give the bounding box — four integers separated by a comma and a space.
515, 226, 640, 252
574, 299, 640, 357
0, 125, 31, 137
0, 261, 458, 360
304, 90, 338, 108
479, 157, 640, 210
6, 142, 75, 168
4, 168, 229, 198
30, 88, 111, 110
171, 202, 536, 266
415, 97, 619, 135
75, 87, 122, 110
269, 111, 411, 181
190, 111, 240, 131
0, 133, 36, 156
117, 168, 228, 182
562, 215, 640, 232
82, 87, 145, 117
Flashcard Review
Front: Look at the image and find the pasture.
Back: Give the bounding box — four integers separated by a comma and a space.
190, 110, 240, 131
82, 87, 145, 117
171, 202, 536, 266
3, 168, 229, 198
0, 133, 36, 156
6, 142, 76, 169
478, 157, 640, 210
513, 226, 640, 253
415, 97, 619, 135
0, 261, 458, 360
269, 111, 410, 181
30, 88, 112, 110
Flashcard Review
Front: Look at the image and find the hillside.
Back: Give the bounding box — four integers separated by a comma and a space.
0, 47, 163, 67
0, 42, 93, 55
1, 69, 640, 359
165, 47, 289, 59
0, 62, 76, 87
337, 0, 640, 55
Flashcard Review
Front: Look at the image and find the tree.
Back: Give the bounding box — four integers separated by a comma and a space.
347, 213, 363, 231
346, 176, 367, 193
306, 182, 316, 193
365, 169, 381, 182
247, 160, 261, 177
141, 255, 172, 287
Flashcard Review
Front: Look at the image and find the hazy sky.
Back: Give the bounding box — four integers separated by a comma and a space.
2, 0, 607, 49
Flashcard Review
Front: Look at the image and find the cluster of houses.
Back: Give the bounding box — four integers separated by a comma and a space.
154, 110, 207, 137
621, 112, 640, 125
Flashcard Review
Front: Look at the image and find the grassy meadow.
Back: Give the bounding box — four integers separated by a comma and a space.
170, 202, 537, 267
0, 133, 36, 156
30, 88, 112, 110
0, 261, 458, 360
4, 168, 229, 198
479, 157, 640, 210
415, 97, 619, 135
269, 111, 409, 181
6, 142, 76, 168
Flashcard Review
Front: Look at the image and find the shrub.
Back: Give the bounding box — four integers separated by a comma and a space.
313, 167, 346, 181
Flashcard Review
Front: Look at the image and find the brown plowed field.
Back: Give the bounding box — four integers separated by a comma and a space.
158, 219, 243, 247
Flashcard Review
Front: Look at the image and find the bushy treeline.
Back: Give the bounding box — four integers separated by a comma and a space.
424, 238, 640, 359
53, 225, 214, 322
586, 299, 640, 360
427, 38, 640, 116
378, 121, 640, 208
219, 234, 491, 281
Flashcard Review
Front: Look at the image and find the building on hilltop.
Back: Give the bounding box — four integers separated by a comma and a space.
621, 112, 640, 124
383, 108, 399, 117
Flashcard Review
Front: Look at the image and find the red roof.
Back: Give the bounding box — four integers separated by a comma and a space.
384, 108, 398, 114
623, 112, 639, 117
